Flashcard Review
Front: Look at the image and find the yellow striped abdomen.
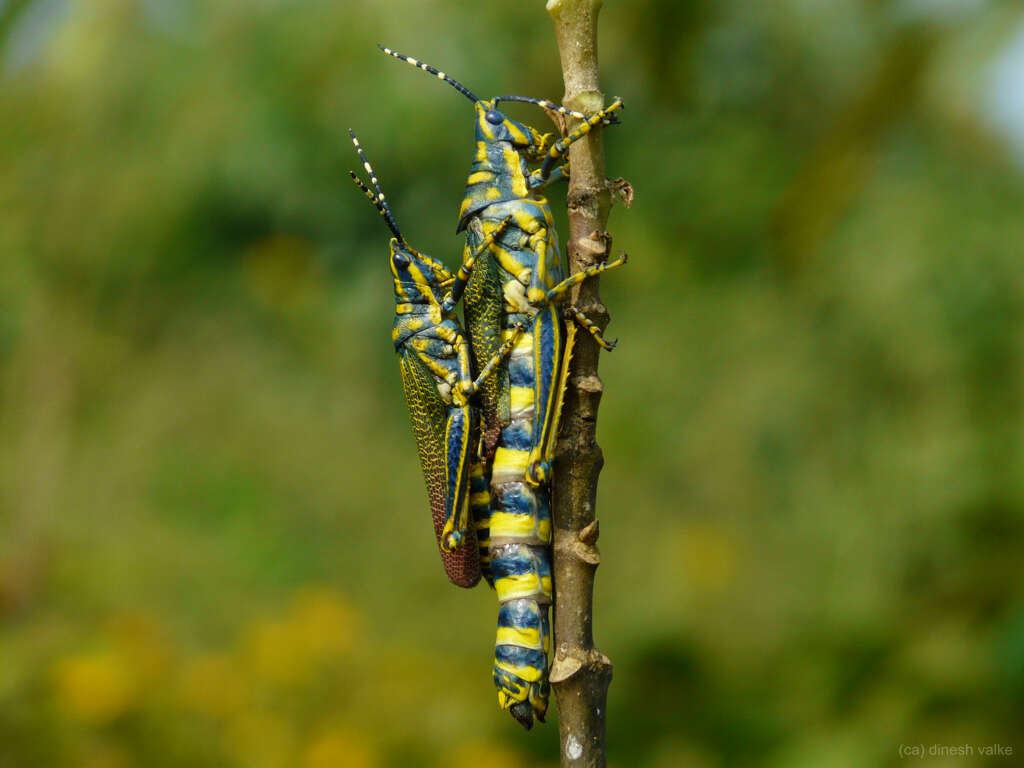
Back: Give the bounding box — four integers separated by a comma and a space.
488, 325, 552, 729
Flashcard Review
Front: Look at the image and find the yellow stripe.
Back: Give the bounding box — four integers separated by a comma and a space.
501, 146, 519, 171
512, 209, 538, 234
496, 625, 541, 649
489, 511, 537, 538
544, 321, 576, 461
502, 146, 528, 197
407, 261, 426, 289
537, 519, 552, 544
540, 576, 553, 600
485, 187, 502, 200
506, 330, 533, 354
481, 117, 494, 140
480, 218, 505, 237
493, 447, 530, 475
441, 408, 471, 551
497, 687, 528, 709
509, 386, 533, 413
495, 659, 544, 683
469, 491, 490, 506
467, 171, 493, 184
534, 310, 560, 451
507, 123, 528, 145
495, 572, 541, 601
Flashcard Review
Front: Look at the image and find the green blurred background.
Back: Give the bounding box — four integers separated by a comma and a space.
3, 0, 1024, 766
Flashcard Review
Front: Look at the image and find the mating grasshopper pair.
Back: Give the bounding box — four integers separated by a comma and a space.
350, 46, 626, 729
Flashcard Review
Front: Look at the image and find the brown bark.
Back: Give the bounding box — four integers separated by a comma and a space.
546, 1, 616, 766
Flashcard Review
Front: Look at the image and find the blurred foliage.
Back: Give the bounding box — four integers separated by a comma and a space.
2, 0, 1024, 766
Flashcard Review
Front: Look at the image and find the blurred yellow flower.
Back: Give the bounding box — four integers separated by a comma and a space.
77, 741, 130, 768
244, 617, 308, 686
288, 585, 360, 658
178, 653, 249, 718
222, 711, 295, 768
449, 741, 527, 768
106, 613, 171, 688
52, 652, 136, 724
303, 728, 378, 768
243, 585, 361, 686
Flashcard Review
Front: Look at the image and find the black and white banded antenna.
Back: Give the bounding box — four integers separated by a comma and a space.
348, 129, 406, 246
378, 44, 479, 103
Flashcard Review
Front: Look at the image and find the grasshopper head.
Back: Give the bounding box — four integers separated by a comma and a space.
474, 100, 545, 151
389, 238, 449, 307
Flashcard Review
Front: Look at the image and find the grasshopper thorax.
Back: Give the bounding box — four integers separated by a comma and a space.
457, 101, 550, 231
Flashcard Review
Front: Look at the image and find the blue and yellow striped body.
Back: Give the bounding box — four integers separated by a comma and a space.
349, 130, 522, 589
462, 231, 575, 726
485, 324, 569, 726
378, 44, 625, 729
453, 99, 624, 486
448, 89, 614, 733
460, 139, 576, 728
392, 295, 483, 588
465, 203, 572, 485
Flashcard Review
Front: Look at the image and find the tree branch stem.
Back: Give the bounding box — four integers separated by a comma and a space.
547, 1, 615, 766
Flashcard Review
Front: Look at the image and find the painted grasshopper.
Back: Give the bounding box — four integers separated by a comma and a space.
380, 47, 626, 729
348, 129, 522, 588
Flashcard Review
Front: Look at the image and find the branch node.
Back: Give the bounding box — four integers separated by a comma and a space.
571, 303, 609, 323
555, 535, 601, 567
579, 520, 599, 544
571, 375, 603, 394
544, 106, 570, 137
564, 89, 606, 115
609, 177, 634, 208
573, 539, 600, 566
549, 649, 585, 684
577, 229, 609, 260
550, 647, 613, 684
566, 187, 603, 213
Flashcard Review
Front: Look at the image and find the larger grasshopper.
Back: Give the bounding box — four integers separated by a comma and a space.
380, 47, 626, 728
348, 130, 521, 588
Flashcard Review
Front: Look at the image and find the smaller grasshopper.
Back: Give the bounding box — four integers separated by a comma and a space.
349, 130, 522, 588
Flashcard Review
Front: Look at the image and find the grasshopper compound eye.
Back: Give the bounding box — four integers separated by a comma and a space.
392, 252, 411, 268
485, 110, 503, 125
